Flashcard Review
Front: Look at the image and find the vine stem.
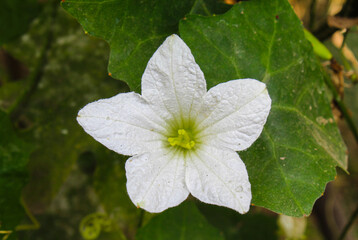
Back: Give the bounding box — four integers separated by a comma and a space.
340, 29, 350, 51
137, 209, 145, 229
338, 29, 354, 75
0, 230, 12, 240
15, 196, 40, 231
338, 204, 358, 240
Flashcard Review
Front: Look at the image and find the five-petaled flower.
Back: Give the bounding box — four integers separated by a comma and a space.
77, 34, 271, 214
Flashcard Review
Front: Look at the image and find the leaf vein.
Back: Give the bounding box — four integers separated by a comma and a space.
263, 129, 306, 214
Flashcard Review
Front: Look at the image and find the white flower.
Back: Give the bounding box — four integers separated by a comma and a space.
77, 34, 271, 214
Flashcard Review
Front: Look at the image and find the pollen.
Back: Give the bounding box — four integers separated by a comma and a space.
168, 129, 195, 150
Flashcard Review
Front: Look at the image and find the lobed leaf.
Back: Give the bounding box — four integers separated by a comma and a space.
62, 0, 195, 92
179, 0, 347, 216
61, 0, 232, 92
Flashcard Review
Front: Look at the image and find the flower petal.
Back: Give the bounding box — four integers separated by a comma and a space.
186, 145, 251, 214
196, 79, 271, 151
125, 148, 189, 213
77, 92, 168, 156
141, 34, 206, 126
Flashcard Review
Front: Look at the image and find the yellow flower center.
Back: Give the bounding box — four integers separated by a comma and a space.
168, 129, 195, 150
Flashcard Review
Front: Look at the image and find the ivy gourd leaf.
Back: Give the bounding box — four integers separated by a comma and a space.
179, 0, 347, 217
136, 201, 224, 240
0, 111, 33, 239
61, 0, 232, 92
0, 0, 41, 45
61, 0, 196, 92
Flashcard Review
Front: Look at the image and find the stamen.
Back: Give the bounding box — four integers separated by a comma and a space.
168, 129, 195, 150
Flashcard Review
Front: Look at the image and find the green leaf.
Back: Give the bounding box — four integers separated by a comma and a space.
179, 0, 347, 216
197, 203, 278, 240
61, 0, 196, 92
61, 0, 233, 92
0, 110, 32, 238
0, 0, 41, 45
136, 201, 224, 240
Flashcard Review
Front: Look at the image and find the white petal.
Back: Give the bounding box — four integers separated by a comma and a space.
125, 148, 189, 213
186, 145, 251, 214
77, 92, 168, 156
141, 34, 206, 126
196, 79, 271, 151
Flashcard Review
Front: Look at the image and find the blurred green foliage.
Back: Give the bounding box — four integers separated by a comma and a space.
0, 0, 40, 46
0, 111, 32, 240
